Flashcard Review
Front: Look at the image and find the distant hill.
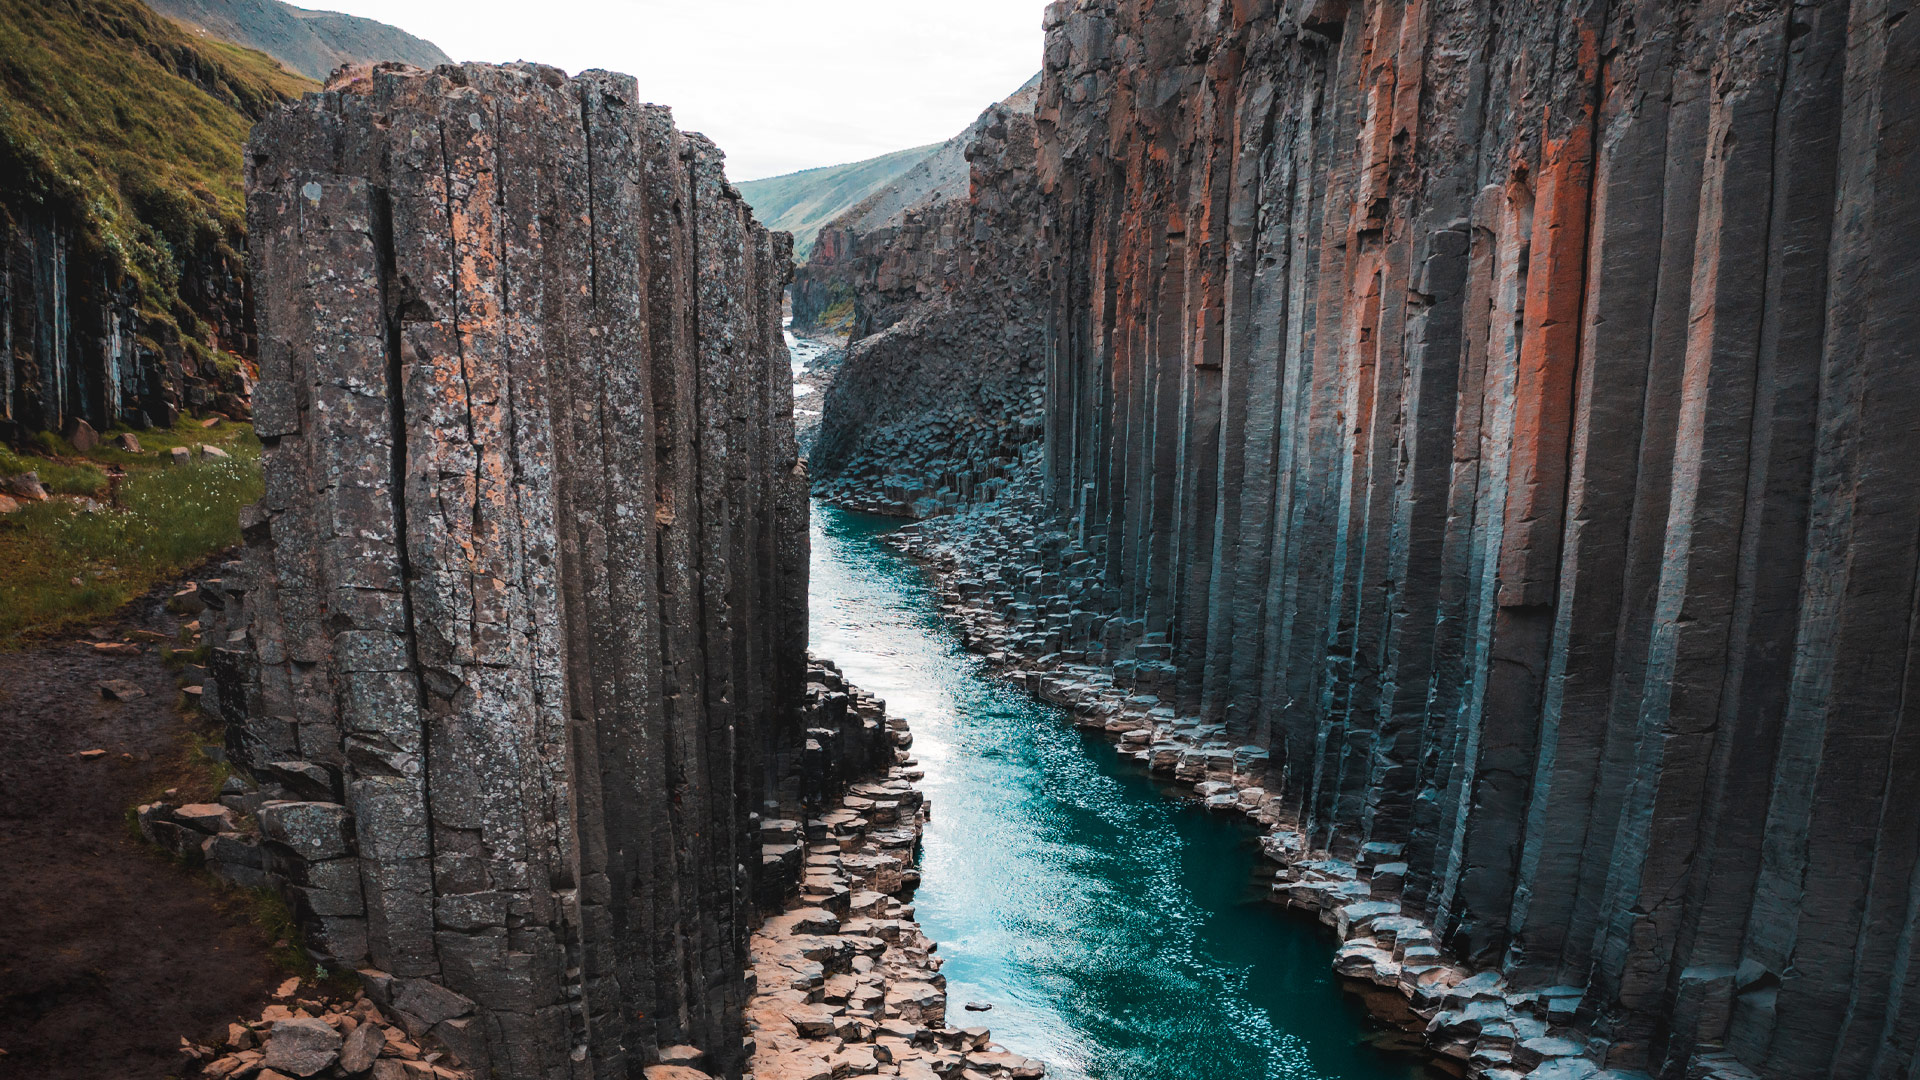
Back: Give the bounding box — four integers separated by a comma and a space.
830, 73, 1041, 242
145, 0, 450, 81
789, 74, 1041, 334
737, 143, 940, 261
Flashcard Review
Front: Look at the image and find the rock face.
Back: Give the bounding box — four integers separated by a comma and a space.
229, 62, 814, 1079
1, 204, 250, 434
0, 0, 284, 437
1012, 1, 1920, 1077
804, 80, 1049, 518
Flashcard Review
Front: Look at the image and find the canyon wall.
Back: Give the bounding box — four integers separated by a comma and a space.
1028, 0, 1920, 1077
222, 63, 821, 1079
806, 85, 1050, 517
1, 205, 251, 437
0, 0, 287, 439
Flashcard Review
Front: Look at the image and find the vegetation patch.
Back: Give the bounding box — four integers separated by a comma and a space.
0, 0, 312, 345
818, 295, 858, 334
0, 417, 262, 644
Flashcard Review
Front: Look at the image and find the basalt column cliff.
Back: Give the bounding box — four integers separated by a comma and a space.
1029, 1, 1919, 1077
803, 84, 1050, 516
228, 64, 806, 1078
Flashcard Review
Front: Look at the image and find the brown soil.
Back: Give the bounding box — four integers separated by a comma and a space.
0, 581, 278, 1079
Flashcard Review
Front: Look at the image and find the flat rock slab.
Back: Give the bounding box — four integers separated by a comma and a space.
262, 1018, 342, 1077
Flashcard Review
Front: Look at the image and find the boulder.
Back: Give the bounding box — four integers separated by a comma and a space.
337, 1020, 385, 1073
173, 803, 238, 834
391, 977, 475, 1026
98, 678, 146, 701
256, 801, 353, 861
2, 472, 47, 500
64, 418, 98, 451
261, 1018, 341, 1077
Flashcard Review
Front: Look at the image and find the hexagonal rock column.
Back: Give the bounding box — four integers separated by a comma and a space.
230, 62, 807, 1079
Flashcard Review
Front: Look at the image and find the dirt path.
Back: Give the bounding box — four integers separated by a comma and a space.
0, 581, 278, 1079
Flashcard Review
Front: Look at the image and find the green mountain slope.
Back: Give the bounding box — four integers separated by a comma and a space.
737, 143, 939, 260
0, 0, 313, 348
146, 0, 451, 82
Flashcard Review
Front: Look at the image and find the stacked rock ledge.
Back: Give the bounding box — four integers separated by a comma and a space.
746, 669, 1046, 1080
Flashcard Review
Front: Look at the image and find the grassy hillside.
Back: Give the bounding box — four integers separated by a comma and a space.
0, 0, 311, 640
147, 0, 451, 82
0, 418, 263, 643
0, 0, 313, 344
738, 143, 939, 260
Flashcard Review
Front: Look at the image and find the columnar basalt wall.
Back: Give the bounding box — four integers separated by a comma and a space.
810, 101, 1048, 517
1, 205, 253, 437
228, 63, 812, 1079
1034, 1, 1920, 1077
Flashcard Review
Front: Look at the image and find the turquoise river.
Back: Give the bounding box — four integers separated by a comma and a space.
807, 503, 1439, 1080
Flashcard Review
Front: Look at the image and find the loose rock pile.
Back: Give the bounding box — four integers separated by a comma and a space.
746, 711, 1045, 1080
185, 976, 473, 1080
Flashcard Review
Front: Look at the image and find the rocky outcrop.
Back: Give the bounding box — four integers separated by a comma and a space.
806, 82, 1049, 518
222, 62, 821, 1079
1, 205, 252, 436
746, 669, 1046, 1080
790, 75, 1039, 338
886, 1, 1920, 1078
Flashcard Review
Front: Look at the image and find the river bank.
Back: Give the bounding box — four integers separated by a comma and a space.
807, 503, 1442, 1080
817, 487, 1747, 1080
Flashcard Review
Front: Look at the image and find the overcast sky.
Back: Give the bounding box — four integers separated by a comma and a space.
311, 0, 1049, 181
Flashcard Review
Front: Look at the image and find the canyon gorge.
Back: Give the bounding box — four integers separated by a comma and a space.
21, 0, 1909, 1078
792, 0, 1920, 1078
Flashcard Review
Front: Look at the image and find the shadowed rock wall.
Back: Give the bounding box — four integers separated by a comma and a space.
809, 99, 1048, 517
1, 204, 253, 437
1034, 0, 1920, 1076
230, 63, 809, 1079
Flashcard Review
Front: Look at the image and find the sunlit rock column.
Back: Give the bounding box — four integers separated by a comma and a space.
231, 62, 804, 1079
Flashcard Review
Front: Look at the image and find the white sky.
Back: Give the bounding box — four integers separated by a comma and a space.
311, 0, 1049, 181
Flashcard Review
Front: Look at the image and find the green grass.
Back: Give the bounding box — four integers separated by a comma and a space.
817, 296, 857, 334
0, 0, 313, 345
0, 417, 262, 644
0, 443, 106, 496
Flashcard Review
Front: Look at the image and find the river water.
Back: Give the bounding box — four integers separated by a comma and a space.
807, 504, 1436, 1080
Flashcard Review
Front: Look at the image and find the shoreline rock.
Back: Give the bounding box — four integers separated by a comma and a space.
822, 481, 1756, 1080
745, 682, 1046, 1080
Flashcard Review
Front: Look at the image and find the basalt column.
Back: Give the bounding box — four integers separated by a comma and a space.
1036, 1, 1919, 1077
230, 64, 805, 1079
